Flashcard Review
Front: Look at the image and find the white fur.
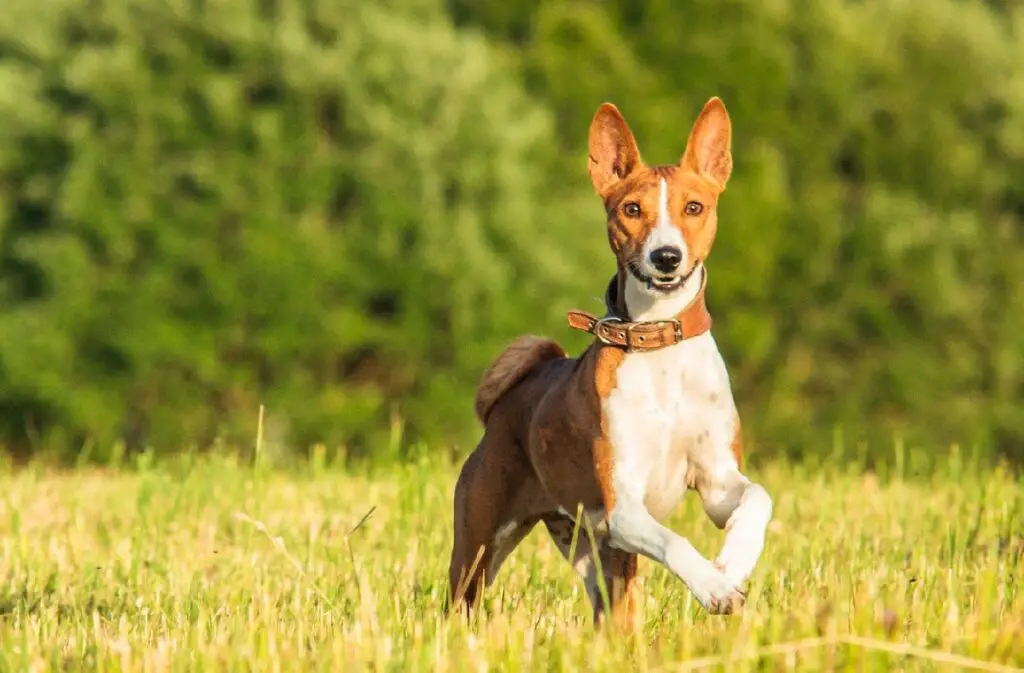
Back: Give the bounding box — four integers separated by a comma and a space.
639, 178, 688, 278
493, 521, 518, 548
486, 520, 523, 584
625, 261, 704, 322
557, 506, 607, 531
601, 229, 773, 613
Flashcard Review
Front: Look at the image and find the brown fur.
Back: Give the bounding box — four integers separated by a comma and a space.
474, 336, 567, 423
447, 342, 635, 625
447, 98, 736, 629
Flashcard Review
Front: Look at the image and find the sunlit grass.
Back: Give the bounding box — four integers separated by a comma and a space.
0, 451, 1021, 671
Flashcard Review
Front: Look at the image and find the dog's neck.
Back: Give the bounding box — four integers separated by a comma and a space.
612, 263, 706, 322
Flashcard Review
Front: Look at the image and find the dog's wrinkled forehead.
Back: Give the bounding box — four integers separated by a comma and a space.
604, 166, 718, 211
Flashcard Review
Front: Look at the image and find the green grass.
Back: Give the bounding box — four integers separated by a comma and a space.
0, 452, 1022, 672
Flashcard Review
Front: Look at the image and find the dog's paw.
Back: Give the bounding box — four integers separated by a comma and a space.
690, 565, 746, 615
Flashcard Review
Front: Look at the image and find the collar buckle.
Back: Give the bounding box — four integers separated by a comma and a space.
594, 316, 642, 352
592, 316, 622, 346
665, 319, 683, 343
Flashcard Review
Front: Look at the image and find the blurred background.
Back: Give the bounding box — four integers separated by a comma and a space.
0, 0, 1022, 466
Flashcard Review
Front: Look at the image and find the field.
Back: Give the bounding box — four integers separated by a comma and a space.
0, 450, 1022, 672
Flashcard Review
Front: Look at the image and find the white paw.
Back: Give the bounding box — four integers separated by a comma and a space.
689, 563, 746, 615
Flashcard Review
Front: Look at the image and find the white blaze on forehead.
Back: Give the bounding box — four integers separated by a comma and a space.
645, 178, 687, 260
658, 177, 672, 230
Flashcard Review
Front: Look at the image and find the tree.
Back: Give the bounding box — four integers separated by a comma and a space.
0, 0, 601, 460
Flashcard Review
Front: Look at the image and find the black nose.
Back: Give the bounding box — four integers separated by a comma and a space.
649, 246, 682, 273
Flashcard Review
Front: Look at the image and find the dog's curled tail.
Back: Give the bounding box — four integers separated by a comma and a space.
474, 336, 566, 424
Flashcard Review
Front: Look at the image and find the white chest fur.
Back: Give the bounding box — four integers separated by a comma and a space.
601, 331, 738, 521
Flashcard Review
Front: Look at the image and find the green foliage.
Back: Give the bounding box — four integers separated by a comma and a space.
0, 0, 600, 459
0, 0, 1023, 462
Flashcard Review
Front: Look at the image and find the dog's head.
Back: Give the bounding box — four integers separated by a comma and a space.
587, 98, 732, 295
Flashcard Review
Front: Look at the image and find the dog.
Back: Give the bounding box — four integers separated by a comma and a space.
446, 97, 773, 628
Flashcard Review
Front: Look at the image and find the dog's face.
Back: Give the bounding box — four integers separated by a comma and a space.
587, 98, 733, 295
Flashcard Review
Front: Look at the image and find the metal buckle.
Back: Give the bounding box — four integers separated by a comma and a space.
592, 316, 621, 345
667, 319, 683, 343
593, 316, 628, 349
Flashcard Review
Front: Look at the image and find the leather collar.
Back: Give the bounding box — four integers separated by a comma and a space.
566, 267, 713, 352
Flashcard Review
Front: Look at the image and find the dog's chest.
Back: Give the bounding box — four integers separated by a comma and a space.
601, 334, 737, 520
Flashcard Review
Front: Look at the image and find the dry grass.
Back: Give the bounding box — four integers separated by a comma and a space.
0, 452, 1021, 671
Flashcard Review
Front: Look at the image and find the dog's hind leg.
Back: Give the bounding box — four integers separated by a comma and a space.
446, 426, 542, 616
543, 514, 639, 630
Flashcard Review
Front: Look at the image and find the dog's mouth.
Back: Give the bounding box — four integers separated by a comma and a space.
627, 262, 699, 294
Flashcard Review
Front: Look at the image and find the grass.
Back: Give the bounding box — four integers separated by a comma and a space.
0, 450, 1022, 672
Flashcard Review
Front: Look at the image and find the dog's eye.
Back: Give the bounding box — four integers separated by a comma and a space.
623, 202, 642, 218
684, 201, 704, 216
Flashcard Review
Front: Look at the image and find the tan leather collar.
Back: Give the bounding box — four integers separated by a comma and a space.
566, 267, 712, 352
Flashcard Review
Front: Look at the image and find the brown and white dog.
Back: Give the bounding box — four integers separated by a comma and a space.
447, 97, 773, 628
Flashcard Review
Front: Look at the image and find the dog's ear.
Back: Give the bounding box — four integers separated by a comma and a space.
588, 103, 642, 197
681, 97, 732, 188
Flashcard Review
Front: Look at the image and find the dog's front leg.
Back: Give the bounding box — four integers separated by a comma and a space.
606, 502, 745, 614
699, 470, 773, 588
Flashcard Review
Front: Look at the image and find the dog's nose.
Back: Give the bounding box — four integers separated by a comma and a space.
649, 246, 682, 273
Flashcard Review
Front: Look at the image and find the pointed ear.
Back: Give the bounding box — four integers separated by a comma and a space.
681, 97, 732, 187
588, 103, 642, 197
